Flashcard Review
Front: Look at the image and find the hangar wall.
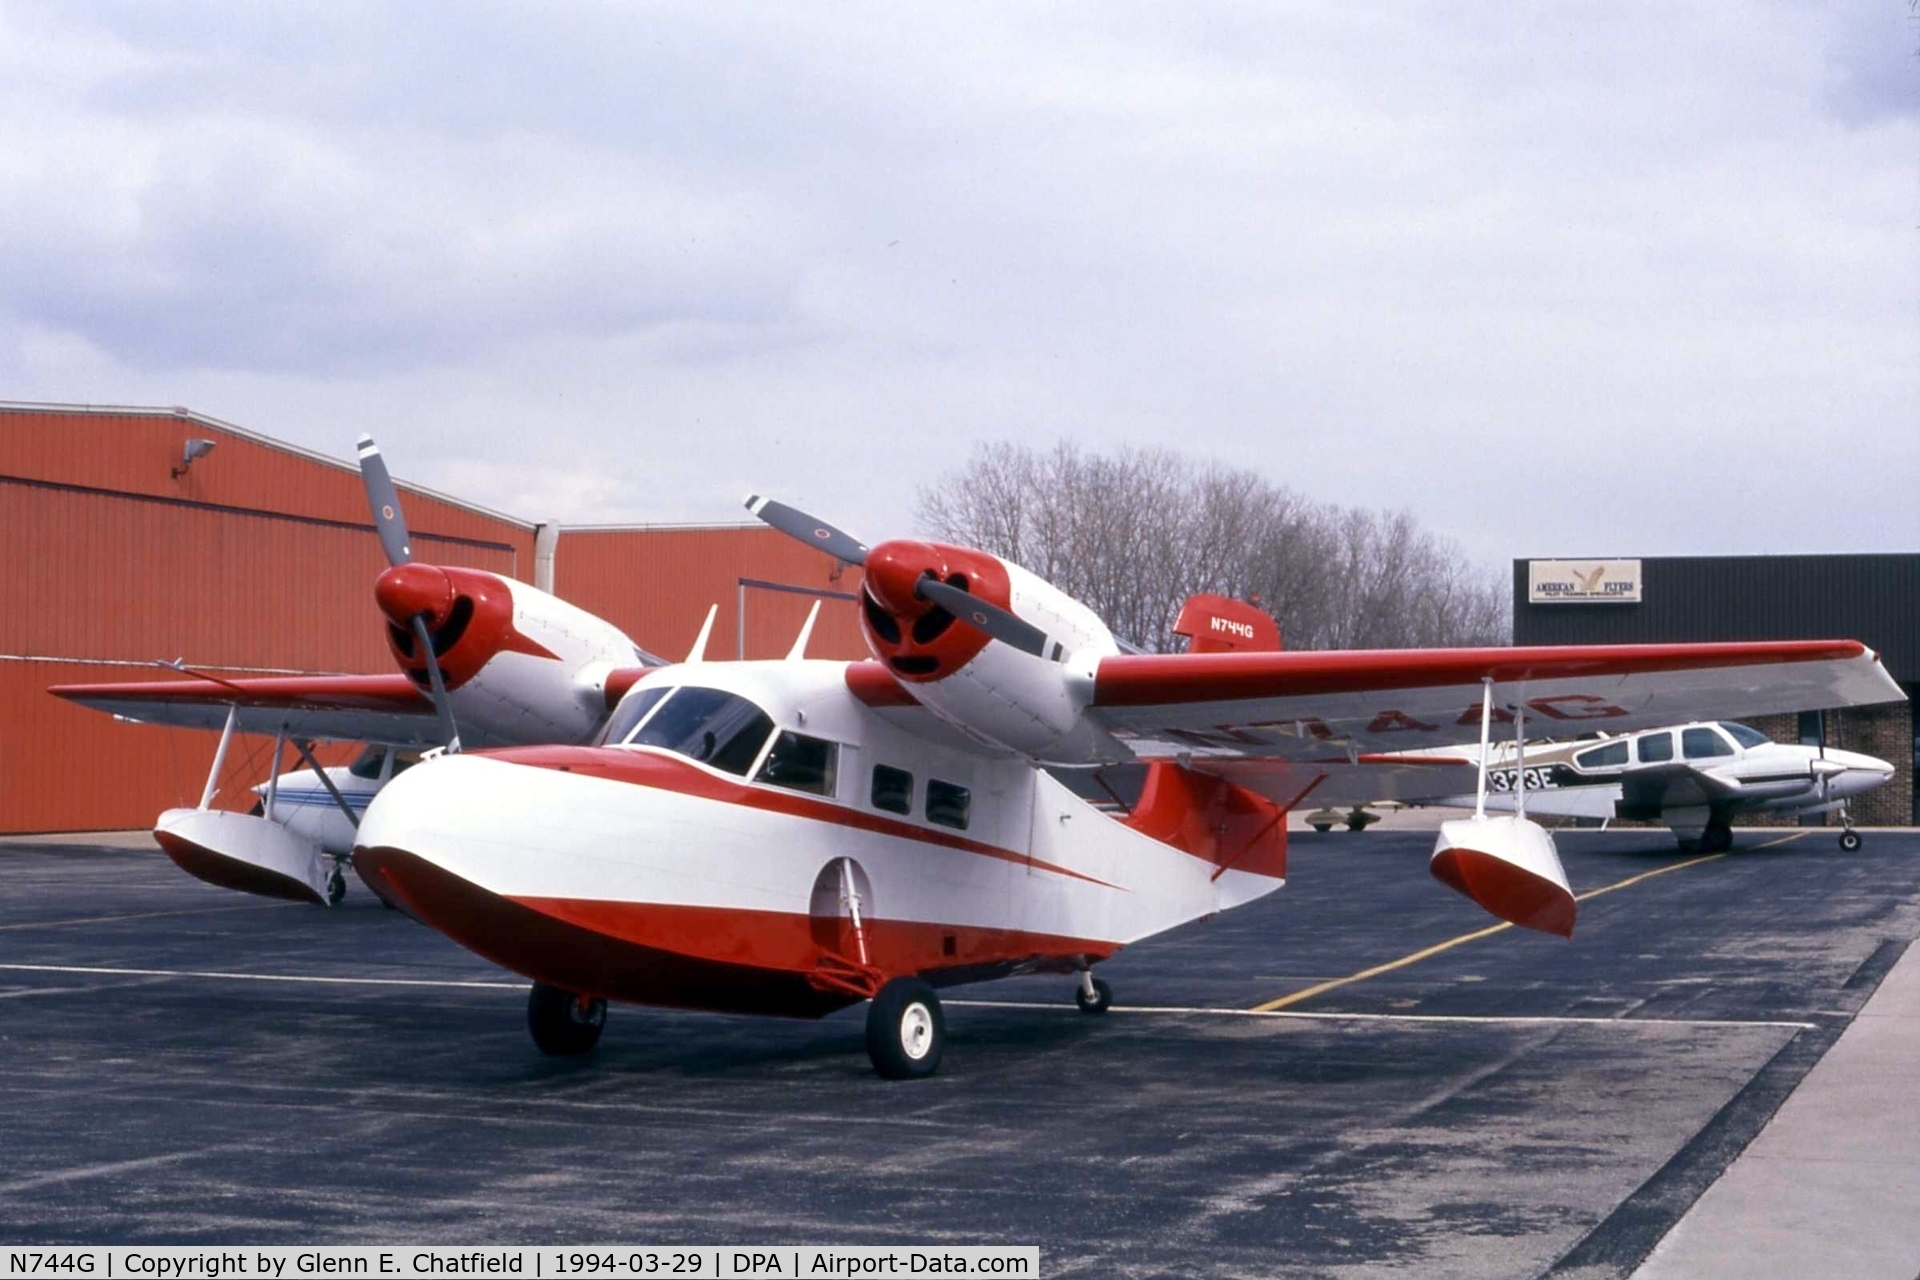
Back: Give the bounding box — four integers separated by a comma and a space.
0, 403, 859, 834
1513, 554, 1920, 826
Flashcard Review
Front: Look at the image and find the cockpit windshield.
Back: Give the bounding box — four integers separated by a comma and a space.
605, 685, 776, 777
1720, 722, 1769, 749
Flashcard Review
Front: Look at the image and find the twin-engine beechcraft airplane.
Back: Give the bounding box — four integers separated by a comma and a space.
50, 438, 666, 905
347, 496, 1905, 1078
1415, 721, 1894, 852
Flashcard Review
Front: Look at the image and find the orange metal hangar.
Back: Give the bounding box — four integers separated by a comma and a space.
0, 401, 860, 834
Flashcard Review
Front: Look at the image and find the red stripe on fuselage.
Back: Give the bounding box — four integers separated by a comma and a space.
355, 846, 1118, 1018
482, 745, 1124, 890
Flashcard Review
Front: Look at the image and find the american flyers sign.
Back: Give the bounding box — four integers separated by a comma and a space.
1528, 559, 1642, 604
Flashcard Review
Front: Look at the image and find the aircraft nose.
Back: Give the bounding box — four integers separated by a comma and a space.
375, 563, 455, 628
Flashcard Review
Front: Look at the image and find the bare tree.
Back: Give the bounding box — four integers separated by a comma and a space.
916, 442, 1510, 653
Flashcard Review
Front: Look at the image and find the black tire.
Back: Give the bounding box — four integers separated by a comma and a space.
1703, 823, 1733, 853
865, 978, 944, 1080
1075, 976, 1113, 1015
1839, 830, 1862, 852
527, 982, 606, 1056
1310, 823, 1332, 834
326, 866, 347, 906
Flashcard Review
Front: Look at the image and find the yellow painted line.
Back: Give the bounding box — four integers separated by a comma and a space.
0, 903, 288, 932
1251, 830, 1808, 1012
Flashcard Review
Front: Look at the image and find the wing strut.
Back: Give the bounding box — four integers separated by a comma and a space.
1473, 677, 1493, 819
199, 704, 239, 810
291, 739, 362, 829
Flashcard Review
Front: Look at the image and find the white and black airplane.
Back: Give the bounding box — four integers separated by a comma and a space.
1420, 720, 1895, 852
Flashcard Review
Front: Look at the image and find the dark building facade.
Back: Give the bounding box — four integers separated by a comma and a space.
1513, 555, 1919, 826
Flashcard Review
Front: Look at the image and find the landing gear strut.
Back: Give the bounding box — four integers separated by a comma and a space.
865, 977, 944, 1079
527, 982, 606, 1056
1074, 969, 1112, 1015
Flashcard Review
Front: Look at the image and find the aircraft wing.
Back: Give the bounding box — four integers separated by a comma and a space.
49, 673, 449, 747
1616, 762, 1742, 813
1089, 640, 1902, 760
1192, 755, 1481, 807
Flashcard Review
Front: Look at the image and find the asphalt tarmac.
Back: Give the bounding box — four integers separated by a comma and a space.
2, 826, 1916, 1279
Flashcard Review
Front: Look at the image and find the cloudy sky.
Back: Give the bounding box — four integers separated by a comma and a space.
1, 3, 1913, 567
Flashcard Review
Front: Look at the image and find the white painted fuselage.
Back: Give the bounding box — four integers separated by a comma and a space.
354, 659, 1285, 1016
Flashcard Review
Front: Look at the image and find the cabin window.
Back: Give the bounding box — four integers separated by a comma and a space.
1637, 732, 1674, 763
389, 750, 422, 777
757, 731, 838, 796
871, 765, 913, 814
926, 779, 971, 830
348, 746, 386, 780
599, 685, 672, 746
1575, 741, 1628, 769
628, 687, 774, 776
1683, 726, 1735, 760
1722, 722, 1769, 750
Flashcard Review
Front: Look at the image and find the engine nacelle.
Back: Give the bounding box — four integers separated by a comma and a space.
1430, 814, 1576, 937
375, 565, 652, 745
857, 540, 1121, 761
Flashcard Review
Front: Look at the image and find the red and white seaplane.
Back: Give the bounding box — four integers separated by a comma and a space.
51, 438, 666, 905
346, 496, 1904, 1078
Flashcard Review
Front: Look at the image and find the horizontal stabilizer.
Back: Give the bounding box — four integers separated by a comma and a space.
1430, 815, 1575, 938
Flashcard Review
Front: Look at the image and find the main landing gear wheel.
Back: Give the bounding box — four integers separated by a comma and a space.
1703, 822, 1734, 854
527, 982, 606, 1056
865, 978, 944, 1080
325, 865, 347, 906
1075, 975, 1113, 1015
1839, 829, 1863, 852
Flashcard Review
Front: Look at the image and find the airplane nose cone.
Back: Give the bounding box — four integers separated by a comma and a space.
864, 539, 941, 615
375, 563, 454, 628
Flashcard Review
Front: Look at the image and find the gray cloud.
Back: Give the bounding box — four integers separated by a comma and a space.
0, 2, 1912, 569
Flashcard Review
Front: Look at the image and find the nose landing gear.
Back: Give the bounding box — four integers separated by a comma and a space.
1837, 804, 1863, 852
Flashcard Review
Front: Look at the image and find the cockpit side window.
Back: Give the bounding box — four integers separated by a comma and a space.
1575, 740, 1629, 769
1638, 732, 1674, 763
630, 687, 774, 776
1722, 722, 1770, 750
758, 731, 839, 796
348, 746, 386, 780
599, 685, 672, 747
1683, 726, 1735, 760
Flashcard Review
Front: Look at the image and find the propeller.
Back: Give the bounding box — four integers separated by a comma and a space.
913, 576, 1058, 660
744, 495, 1069, 666
358, 434, 460, 750
744, 495, 868, 567
356, 435, 414, 567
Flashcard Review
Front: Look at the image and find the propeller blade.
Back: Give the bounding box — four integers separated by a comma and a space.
914, 577, 1064, 662
409, 615, 462, 752
357, 435, 413, 567
743, 495, 868, 567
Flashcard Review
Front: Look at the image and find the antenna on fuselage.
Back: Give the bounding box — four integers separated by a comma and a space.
786, 600, 822, 661
685, 604, 719, 663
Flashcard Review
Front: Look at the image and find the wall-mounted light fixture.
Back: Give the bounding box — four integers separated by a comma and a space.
172, 438, 217, 479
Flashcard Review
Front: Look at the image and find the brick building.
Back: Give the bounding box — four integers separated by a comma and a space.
1514, 555, 1919, 826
